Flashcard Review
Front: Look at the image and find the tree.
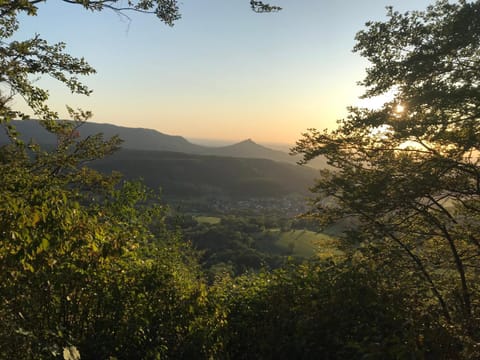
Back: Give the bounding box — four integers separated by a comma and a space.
213, 261, 452, 359
292, 0, 480, 352
0, 162, 213, 358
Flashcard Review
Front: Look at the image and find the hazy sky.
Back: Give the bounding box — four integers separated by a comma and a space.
15, 0, 433, 144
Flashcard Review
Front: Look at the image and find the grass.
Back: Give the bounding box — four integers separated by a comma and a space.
195, 216, 221, 225
269, 229, 344, 259
193, 217, 344, 260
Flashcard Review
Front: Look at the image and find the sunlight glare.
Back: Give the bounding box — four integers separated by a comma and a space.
355, 89, 398, 111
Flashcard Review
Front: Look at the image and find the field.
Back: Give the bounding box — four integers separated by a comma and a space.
265, 229, 344, 259
195, 216, 221, 225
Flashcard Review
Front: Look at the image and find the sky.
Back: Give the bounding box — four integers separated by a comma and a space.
14, 0, 434, 145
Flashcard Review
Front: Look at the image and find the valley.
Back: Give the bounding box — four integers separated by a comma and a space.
3, 119, 334, 275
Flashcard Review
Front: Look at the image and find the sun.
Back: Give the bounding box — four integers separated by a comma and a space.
395, 104, 405, 113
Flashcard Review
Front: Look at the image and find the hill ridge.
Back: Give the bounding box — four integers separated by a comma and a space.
3, 119, 304, 165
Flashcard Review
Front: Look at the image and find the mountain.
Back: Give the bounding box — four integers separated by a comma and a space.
2, 120, 205, 153
200, 139, 294, 164
1, 120, 321, 200
2, 120, 325, 166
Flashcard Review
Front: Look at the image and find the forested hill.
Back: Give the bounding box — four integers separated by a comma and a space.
2, 120, 320, 199
91, 149, 318, 199
4, 120, 315, 165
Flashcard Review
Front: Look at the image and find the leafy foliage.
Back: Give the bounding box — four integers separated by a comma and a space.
212, 260, 459, 359
293, 0, 480, 354
0, 119, 209, 358
0, 1, 208, 358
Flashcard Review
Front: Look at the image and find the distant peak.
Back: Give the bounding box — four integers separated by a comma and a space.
240, 138, 256, 144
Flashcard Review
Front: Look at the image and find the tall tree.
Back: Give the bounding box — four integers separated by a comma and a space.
293, 0, 480, 349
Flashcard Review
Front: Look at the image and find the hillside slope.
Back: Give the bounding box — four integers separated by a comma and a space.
91, 149, 317, 199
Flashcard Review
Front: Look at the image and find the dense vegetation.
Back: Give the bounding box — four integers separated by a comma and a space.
91, 149, 316, 199
1, 0, 479, 359
293, 0, 480, 353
